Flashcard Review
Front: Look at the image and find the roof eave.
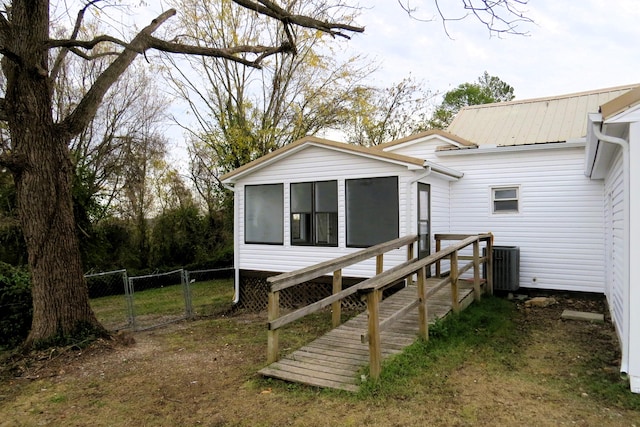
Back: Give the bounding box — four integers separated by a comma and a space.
220, 136, 425, 183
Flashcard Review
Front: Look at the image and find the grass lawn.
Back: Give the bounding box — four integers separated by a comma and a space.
89, 278, 235, 331
2, 286, 640, 426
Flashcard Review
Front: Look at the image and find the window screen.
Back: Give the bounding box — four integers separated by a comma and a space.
346, 176, 399, 247
492, 187, 519, 213
245, 184, 283, 244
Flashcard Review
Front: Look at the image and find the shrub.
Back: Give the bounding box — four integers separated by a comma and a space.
0, 262, 32, 349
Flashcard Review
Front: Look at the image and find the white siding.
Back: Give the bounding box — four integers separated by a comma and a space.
234, 145, 450, 278
382, 137, 446, 159
435, 146, 605, 292
604, 148, 625, 339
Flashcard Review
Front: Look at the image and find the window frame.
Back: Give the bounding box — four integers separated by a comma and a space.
244, 183, 284, 245
491, 185, 520, 214
345, 176, 399, 248
290, 180, 338, 247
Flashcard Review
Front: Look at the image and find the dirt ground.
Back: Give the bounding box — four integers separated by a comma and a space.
1, 294, 640, 426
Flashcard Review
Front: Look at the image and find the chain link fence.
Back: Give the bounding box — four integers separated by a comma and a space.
86, 267, 233, 331
86, 269, 131, 331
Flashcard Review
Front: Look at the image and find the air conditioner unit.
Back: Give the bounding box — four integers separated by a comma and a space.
489, 246, 520, 292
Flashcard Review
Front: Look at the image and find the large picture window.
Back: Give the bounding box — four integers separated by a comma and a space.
346, 176, 399, 247
291, 181, 338, 246
245, 184, 283, 244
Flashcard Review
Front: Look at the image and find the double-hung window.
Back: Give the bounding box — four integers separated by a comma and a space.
492, 186, 519, 214
291, 180, 338, 246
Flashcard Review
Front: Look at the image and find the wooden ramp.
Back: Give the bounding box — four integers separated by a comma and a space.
258, 279, 478, 392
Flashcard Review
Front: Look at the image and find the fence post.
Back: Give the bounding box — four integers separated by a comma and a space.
417, 266, 428, 341
375, 255, 384, 302
376, 254, 384, 275
183, 269, 194, 319
473, 240, 481, 301
267, 290, 280, 364
366, 288, 382, 380
450, 250, 460, 313
406, 242, 414, 286
126, 277, 137, 330
435, 237, 442, 278
332, 269, 342, 328
486, 234, 494, 295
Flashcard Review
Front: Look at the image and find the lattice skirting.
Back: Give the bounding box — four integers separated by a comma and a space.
237, 270, 368, 312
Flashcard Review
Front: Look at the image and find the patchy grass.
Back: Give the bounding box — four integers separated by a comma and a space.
358, 296, 520, 398
2, 291, 640, 426
89, 278, 235, 330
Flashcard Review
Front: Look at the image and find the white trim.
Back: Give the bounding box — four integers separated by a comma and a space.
424, 160, 464, 179
490, 185, 520, 215
436, 140, 586, 156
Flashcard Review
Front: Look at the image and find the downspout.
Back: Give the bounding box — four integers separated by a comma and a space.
223, 183, 241, 304
590, 120, 632, 379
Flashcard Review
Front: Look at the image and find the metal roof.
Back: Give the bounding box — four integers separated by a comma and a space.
447, 84, 639, 146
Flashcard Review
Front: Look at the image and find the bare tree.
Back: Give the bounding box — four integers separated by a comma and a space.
0, 0, 363, 347
344, 77, 436, 147
163, 0, 373, 177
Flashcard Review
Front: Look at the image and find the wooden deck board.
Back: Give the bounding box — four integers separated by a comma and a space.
258, 279, 478, 392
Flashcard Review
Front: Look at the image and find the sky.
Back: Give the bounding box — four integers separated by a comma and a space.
90, 0, 640, 165
342, 0, 640, 101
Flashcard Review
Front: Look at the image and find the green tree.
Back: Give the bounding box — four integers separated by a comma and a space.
428, 71, 515, 129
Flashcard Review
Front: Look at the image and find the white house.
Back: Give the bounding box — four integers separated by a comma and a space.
583, 86, 640, 393
220, 84, 640, 393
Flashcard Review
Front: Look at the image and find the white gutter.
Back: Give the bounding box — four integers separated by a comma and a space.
223, 183, 241, 304
424, 160, 464, 179
589, 116, 632, 382
437, 140, 585, 156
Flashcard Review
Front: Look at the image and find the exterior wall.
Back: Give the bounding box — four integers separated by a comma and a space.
604, 148, 625, 340
435, 146, 605, 293
232, 145, 450, 279
628, 121, 640, 392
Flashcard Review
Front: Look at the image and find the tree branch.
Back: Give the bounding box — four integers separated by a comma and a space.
146, 36, 294, 68
50, 0, 104, 83
58, 2, 363, 137
48, 34, 136, 51
399, 0, 533, 38
60, 9, 178, 137
232, 0, 364, 38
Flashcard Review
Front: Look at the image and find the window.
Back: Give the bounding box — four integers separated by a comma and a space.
492, 186, 519, 213
291, 181, 338, 246
346, 176, 399, 247
245, 184, 283, 244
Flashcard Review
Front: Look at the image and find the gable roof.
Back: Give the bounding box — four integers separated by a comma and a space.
447, 84, 639, 146
220, 135, 426, 183
375, 129, 477, 151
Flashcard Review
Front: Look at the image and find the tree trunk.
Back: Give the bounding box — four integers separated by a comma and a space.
3, 0, 105, 347
15, 127, 105, 347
